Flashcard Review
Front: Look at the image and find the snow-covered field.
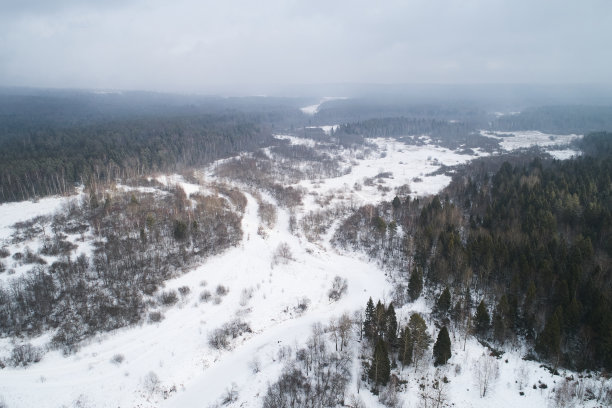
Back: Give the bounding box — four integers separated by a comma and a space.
1, 131, 606, 408
481, 130, 582, 153
300, 97, 348, 115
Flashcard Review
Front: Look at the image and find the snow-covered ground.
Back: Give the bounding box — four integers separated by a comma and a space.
300, 97, 348, 115
481, 130, 582, 152
0, 131, 605, 408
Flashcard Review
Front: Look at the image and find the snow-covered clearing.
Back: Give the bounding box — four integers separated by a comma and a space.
481, 130, 582, 152
0, 132, 606, 408
300, 97, 348, 115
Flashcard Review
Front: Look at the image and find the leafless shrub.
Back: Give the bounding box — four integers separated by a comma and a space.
10, 343, 42, 367
472, 353, 499, 398
142, 371, 161, 396
111, 354, 125, 365
216, 285, 229, 296
0, 247, 10, 258
221, 383, 239, 405
550, 378, 579, 408
249, 357, 261, 374
178, 286, 191, 298
271, 243, 294, 267
240, 287, 254, 307
148, 311, 164, 323
295, 297, 310, 313
277, 345, 292, 362
200, 290, 212, 302
327, 276, 348, 301
208, 319, 252, 350
258, 201, 277, 229
159, 290, 178, 306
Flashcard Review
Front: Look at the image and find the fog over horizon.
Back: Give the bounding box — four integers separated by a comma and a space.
1, 0, 611, 95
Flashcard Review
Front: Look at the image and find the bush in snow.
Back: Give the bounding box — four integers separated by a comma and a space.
178, 286, 190, 298
10, 343, 42, 367
148, 311, 164, 323
111, 354, 125, 365
472, 353, 499, 398
271, 242, 294, 267
249, 357, 261, 374
158, 290, 178, 306
215, 285, 229, 296
142, 371, 161, 396
327, 276, 348, 301
221, 383, 239, 405
200, 290, 212, 302
208, 319, 252, 350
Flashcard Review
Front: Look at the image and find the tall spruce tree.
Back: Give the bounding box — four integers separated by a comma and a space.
536, 306, 563, 360
369, 338, 391, 389
433, 326, 452, 366
364, 297, 375, 340
434, 287, 452, 317
408, 267, 423, 301
474, 300, 490, 337
408, 312, 431, 370
399, 326, 413, 368
385, 302, 398, 346
374, 300, 387, 340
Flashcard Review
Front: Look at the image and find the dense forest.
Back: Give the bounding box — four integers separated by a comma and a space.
492, 106, 612, 135
334, 117, 499, 150
0, 114, 274, 202
335, 132, 612, 371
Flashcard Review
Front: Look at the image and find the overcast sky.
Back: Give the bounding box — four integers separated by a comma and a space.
1, 0, 610, 94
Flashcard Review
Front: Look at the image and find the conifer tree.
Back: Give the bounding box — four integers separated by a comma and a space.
434, 287, 452, 317
385, 302, 398, 346
408, 312, 431, 370
408, 267, 423, 301
399, 326, 413, 368
474, 300, 490, 337
369, 338, 391, 389
536, 306, 563, 360
374, 300, 387, 340
364, 297, 375, 339
433, 326, 452, 366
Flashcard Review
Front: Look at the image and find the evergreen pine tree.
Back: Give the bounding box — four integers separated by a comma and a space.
434, 287, 452, 317
408, 267, 423, 301
474, 300, 490, 336
536, 306, 563, 360
493, 312, 505, 344
408, 313, 432, 370
385, 302, 398, 347
433, 326, 452, 366
374, 300, 387, 340
399, 326, 413, 368
493, 295, 510, 343
369, 338, 391, 388
364, 297, 375, 339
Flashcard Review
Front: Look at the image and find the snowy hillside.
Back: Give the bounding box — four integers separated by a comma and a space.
1, 131, 608, 408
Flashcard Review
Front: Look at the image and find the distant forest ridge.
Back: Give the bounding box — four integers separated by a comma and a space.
0, 114, 274, 202
1, 89, 612, 203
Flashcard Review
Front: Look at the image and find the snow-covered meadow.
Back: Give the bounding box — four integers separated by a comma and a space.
1, 130, 606, 408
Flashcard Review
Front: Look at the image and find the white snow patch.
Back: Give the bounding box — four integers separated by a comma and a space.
300, 96, 348, 115
481, 130, 582, 151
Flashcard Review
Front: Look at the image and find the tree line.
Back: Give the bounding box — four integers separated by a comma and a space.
0, 114, 274, 203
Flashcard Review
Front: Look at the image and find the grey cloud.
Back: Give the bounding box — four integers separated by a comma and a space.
0, 0, 611, 93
